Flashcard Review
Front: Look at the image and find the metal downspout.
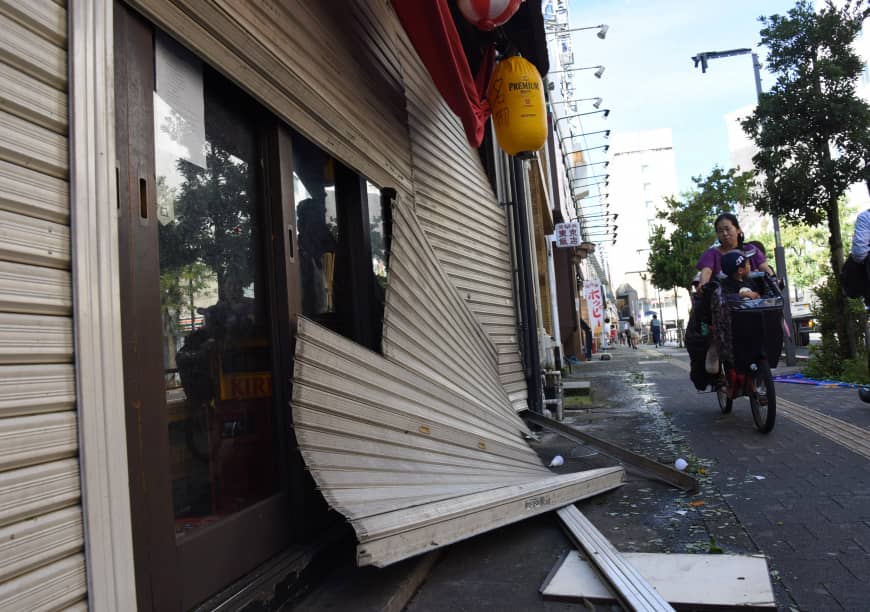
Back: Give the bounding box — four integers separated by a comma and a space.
511, 156, 543, 413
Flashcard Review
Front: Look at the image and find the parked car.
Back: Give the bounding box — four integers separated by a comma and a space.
791, 300, 816, 346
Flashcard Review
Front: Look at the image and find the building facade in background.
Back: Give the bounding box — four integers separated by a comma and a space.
606, 129, 687, 327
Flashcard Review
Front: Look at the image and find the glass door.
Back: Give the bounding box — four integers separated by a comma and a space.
155, 32, 279, 539
115, 7, 292, 609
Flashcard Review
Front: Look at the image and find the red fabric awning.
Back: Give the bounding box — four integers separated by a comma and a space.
392, 0, 495, 147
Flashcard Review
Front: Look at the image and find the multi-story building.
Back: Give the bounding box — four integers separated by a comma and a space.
606, 130, 686, 325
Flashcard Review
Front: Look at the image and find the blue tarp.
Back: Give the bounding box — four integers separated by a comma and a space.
772, 372, 862, 389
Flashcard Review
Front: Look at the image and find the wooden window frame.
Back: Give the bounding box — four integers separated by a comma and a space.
114, 6, 296, 609
114, 3, 393, 608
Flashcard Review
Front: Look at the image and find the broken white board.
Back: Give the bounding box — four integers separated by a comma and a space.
541, 550, 775, 609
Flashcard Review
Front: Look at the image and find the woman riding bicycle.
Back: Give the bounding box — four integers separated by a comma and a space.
693, 213, 772, 372
687, 213, 783, 433
696, 213, 773, 288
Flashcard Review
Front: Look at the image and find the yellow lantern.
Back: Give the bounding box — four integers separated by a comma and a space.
487, 56, 547, 156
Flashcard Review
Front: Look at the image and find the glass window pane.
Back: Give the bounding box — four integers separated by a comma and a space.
154, 48, 279, 539
294, 139, 340, 320
366, 181, 388, 288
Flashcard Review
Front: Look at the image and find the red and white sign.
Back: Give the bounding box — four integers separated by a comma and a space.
583, 279, 604, 336
554, 221, 581, 248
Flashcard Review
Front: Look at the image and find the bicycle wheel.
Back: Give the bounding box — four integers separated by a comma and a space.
750, 360, 776, 433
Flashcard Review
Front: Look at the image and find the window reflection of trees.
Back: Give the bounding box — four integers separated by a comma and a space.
159, 142, 255, 306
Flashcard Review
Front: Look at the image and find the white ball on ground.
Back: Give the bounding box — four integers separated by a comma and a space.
674, 458, 688, 471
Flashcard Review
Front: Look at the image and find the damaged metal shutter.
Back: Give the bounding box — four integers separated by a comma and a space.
292, 201, 624, 567
396, 34, 528, 411
0, 0, 87, 608
128, 0, 415, 201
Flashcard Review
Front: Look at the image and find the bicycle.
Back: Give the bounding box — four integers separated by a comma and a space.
709, 272, 783, 434
859, 303, 870, 403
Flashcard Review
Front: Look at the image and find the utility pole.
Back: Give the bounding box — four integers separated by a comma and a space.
692, 49, 797, 366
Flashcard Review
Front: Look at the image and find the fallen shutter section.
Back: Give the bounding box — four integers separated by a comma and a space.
396, 33, 527, 410
292, 317, 624, 567
0, 0, 86, 608
292, 201, 624, 567
382, 200, 519, 427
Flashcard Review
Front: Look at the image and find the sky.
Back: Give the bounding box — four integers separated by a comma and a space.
566, 0, 798, 195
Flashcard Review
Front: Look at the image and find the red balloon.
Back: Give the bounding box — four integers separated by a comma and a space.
457, 0, 524, 31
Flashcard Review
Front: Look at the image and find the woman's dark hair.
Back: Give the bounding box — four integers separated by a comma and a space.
745, 240, 767, 256
714, 212, 744, 248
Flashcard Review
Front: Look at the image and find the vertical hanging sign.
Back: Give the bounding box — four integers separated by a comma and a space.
554, 221, 581, 247
583, 279, 604, 338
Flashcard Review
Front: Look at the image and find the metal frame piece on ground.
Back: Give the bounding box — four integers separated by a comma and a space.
557, 505, 675, 612
541, 550, 775, 610
524, 411, 698, 492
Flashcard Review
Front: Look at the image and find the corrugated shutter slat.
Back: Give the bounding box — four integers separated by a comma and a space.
0, 364, 74, 419
0, 159, 69, 224
398, 37, 527, 410
0, 507, 82, 584
0, 459, 80, 529
0, 2, 82, 606
0, 262, 71, 316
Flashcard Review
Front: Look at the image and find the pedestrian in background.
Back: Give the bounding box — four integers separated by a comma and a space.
651, 313, 662, 347
580, 319, 593, 361
850, 207, 870, 264
626, 315, 638, 349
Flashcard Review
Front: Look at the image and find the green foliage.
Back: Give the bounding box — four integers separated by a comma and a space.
159, 144, 256, 301
742, 0, 870, 228
742, 0, 870, 358
160, 262, 213, 331
753, 200, 854, 297
803, 273, 867, 380
647, 167, 753, 292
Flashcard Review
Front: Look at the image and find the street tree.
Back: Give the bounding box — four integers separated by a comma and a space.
741, 0, 870, 358
648, 167, 753, 295
754, 201, 855, 301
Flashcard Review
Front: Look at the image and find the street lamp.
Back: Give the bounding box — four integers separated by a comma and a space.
548, 65, 606, 79
571, 175, 609, 185
564, 144, 609, 156
567, 160, 609, 170
553, 109, 610, 129
579, 212, 617, 220
692, 47, 797, 366
551, 97, 604, 109
559, 129, 611, 143
547, 24, 609, 40
573, 189, 608, 200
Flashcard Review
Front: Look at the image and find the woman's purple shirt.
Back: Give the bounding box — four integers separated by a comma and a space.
696, 246, 767, 276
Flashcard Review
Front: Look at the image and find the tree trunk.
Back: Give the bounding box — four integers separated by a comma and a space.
827, 195, 858, 359
673, 287, 683, 348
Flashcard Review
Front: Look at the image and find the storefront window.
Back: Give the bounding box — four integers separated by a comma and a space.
293, 140, 339, 319
153, 35, 279, 538
367, 181, 388, 289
